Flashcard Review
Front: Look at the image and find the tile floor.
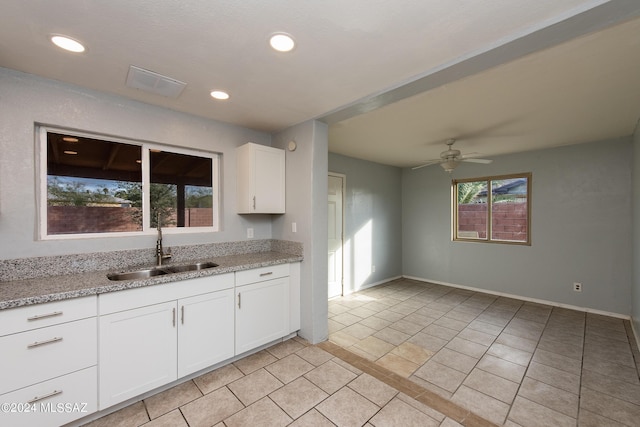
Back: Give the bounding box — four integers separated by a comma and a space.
328, 278, 640, 426
83, 278, 640, 427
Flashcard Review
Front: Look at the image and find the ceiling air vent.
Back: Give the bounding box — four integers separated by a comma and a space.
125, 65, 186, 98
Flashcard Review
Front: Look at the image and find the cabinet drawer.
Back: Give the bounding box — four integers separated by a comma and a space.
0, 296, 97, 337
0, 317, 97, 395
0, 366, 97, 427
235, 263, 289, 286
99, 273, 234, 315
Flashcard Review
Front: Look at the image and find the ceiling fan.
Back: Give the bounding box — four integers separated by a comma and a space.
412, 138, 493, 172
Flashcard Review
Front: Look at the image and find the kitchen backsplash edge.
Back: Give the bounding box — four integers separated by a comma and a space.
0, 239, 303, 282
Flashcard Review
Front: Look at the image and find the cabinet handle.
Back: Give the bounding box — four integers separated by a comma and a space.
27, 311, 63, 321
172, 308, 176, 327
253, 196, 256, 210
181, 306, 185, 325
27, 337, 63, 348
238, 293, 241, 309
259, 271, 273, 277
27, 390, 62, 404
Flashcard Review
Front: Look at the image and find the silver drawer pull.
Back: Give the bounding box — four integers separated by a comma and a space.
27, 311, 63, 321
259, 272, 273, 277
27, 390, 62, 404
27, 337, 63, 348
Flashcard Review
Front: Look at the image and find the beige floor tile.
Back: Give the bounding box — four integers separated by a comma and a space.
341, 322, 377, 339
440, 417, 465, 427
518, 377, 578, 418
358, 315, 393, 331
83, 401, 149, 427
577, 408, 628, 427
457, 327, 497, 347
408, 332, 448, 353
508, 396, 576, 427
328, 318, 345, 334
353, 335, 395, 359
180, 387, 244, 427
467, 319, 504, 336
348, 372, 398, 406
374, 309, 406, 322
144, 380, 202, 419
433, 316, 468, 332
264, 353, 315, 384
451, 385, 510, 425
431, 347, 478, 375
316, 387, 380, 427
227, 368, 283, 406
410, 374, 453, 399
463, 368, 519, 404
369, 397, 439, 427
422, 324, 459, 341
532, 348, 582, 376
525, 361, 580, 395
288, 408, 335, 426
295, 345, 334, 367
329, 330, 361, 348
389, 319, 424, 335
332, 312, 364, 326
140, 409, 188, 427
193, 363, 244, 395
396, 393, 446, 422
581, 369, 640, 405
269, 377, 329, 419
304, 360, 358, 394
222, 397, 292, 427
348, 344, 379, 361
536, 336, 583, 360
391, 341, 433, 365
266, 338, 305, 359
487, 342, 532, 366
374, 326, 411, 345
233, 349, 278, 375
377, 352, 420, 377
495, 332, 538, 353
403, 312, 437, 327
350, 306, 378, 319
413, 360, 467, 393
582, 356, 640, 385
445, 336, 488, 359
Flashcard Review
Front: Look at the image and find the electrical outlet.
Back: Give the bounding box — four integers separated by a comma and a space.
247, 228, 254, 239
573, 282, 582, 292
372, 265, 376, 273
292, 222, 297, 233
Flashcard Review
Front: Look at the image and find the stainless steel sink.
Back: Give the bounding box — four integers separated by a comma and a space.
165, 262, 219, 273
107, 262, 219, 281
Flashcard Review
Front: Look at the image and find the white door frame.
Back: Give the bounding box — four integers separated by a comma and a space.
328, 172, 345, 299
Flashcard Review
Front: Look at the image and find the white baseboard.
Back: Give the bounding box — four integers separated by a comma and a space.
341, 276, 403, 296
402, 275, 630, 320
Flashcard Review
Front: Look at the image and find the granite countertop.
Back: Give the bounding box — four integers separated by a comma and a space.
0, 251, 302, 310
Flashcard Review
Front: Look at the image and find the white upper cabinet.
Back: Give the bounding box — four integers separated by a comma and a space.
236, 142, 285, 214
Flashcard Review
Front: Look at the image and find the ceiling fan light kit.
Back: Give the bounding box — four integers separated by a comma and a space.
413, 138, 493, 173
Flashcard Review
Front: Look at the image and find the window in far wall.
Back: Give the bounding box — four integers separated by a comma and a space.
453, 173, 531, 245
39, 126, 219, 238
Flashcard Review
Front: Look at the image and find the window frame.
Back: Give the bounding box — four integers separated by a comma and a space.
37, 125, 220, 240
452, 172, 531, 246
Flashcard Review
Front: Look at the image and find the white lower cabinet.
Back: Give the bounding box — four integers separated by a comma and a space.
98, 274, 235, 409
0, 296, 97, 427
177, 289, 235, 377
235, 265, 290, 354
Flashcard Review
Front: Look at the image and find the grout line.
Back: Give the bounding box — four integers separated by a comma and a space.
317, 340, 500, 427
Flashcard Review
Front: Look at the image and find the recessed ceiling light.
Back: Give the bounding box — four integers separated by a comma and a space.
51, 35, 86, 53
210, 90, 230, 100
62, 136, 79, 143
63, 150, 78, 155
269, 33, 295, 52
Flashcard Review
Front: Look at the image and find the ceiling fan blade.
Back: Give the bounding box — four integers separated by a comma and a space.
411, 159, 441, 170
461, 158, 493, 164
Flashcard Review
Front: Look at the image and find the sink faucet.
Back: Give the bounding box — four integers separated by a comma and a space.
156, 213, 172, 266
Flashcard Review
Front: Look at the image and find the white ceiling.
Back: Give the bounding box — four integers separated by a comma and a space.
2, 0, 639, 167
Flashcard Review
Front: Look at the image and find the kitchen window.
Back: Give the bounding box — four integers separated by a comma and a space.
453, 173, 531, 245
38, 126, 219, 239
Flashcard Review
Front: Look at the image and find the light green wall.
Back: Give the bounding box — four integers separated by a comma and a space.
402, 138, 633, 315
328, 153, 403, 293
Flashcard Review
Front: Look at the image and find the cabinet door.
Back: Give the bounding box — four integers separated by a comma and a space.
99, 301, 177, 409
178, 289, 235, 377
237, 143, 285, 214
236, 277, 289, 354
